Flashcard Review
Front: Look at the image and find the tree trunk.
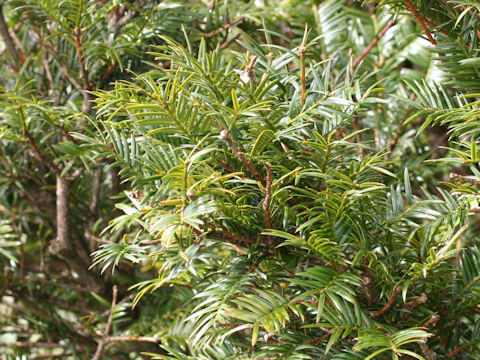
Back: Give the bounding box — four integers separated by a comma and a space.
49, 175, 105, 293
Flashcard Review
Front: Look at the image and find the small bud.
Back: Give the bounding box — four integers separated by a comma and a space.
240, 70, 252, 84
219, 129, 229, 140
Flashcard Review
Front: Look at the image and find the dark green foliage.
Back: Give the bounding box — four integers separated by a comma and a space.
1, 0, 480, 359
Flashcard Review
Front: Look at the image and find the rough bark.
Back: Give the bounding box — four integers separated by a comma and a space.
49, 175, 105, 293
0, 5, 19, 69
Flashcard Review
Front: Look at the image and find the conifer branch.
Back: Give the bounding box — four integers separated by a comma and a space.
405, 0, 437, 45
352, 19, 395, 72
219, 127, 264, 184
105, 336, 160, 343
0, 5, 22, 69
92, 285, 118, 360
263, 162, 272, 231
369, 285, 402, 317
298, 29, 307, 107
204, 16, 245, 38
450, 172, 480, 187
73, 27, 93, 113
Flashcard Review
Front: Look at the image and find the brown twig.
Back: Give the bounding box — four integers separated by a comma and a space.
401, 293, 428, 308
92, 285, 118, 360
139, 238, 164, 246
88, 168, 102, 252
102, 62, 116, 82
298, 36, 307, 107
405, 0, 437, 45
216, 322, 242, 328
219, 228, 261, 245
423, 17, 449, 36
73, 27, 93, 113
221, 33, 241, 49
58, 61, 84, 92
5, 273, 90, 293
8, 27, 26, 63
204, 16, 245, 38
447, 344, 467, 358
423, 314, 440, 328
32, 352, 73, 360
351, 19, 395, 72
369, 285, 402, 317
352, 116, 366, 157
24, 131, 60, 174
205, 221, 264, 246
42, 296, 92, 315
221, 159, 242, 175
402, 293, 427, 319
105, 336, 160, 343
361, 276, 376, 306
1, 297, 50, 321
0, 5, 23, 69
42, 53, 55, 91
219, 128, 264, 184
90, 169, 103, 217
0, 342, 67, 349
450, 172, 480, 187
263, 162, 272, 231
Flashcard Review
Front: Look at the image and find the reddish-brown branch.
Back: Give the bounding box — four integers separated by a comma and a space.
295, 299, 319, 307
90, 168, 102, 218
401, 293, 427, 308
424, 17, 449, 36
221, 228, 261, 245
352, 19, 395, 71
0, 5, 23, 70
139, 238, 164, 246
219, 128, 264, 184
448, 344, 467, 358
402, 293, 427, 319
25, 133, 60, 174
450, 172, 480, 187
204, 16, 245, 38
57, 123, 79, 144
299, 43, 306, 107
215, 322, 242, 328
32, 352, 73, 360
423, 314, 440, 328
221, 33, 241, 49
73, 27, 93, 113
369, 285, 402, 317
353, 116, 366, 157
8, 27, 26, 64
105, 336, 160, 343
0, 342, 68, 349
73, 27, 90, 91
102, 62, 116, 82
221, 159, 242, 175
405, 0, 437, 45
205, 221, 265, 246
263, 162, 272, 230
92, 285, 118, 360
361, 276, 376, 306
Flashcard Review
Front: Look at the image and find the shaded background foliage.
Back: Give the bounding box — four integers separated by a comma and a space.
0, 0, 480, 359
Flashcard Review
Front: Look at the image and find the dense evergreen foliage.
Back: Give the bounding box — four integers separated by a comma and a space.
1, 0, 480, 359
